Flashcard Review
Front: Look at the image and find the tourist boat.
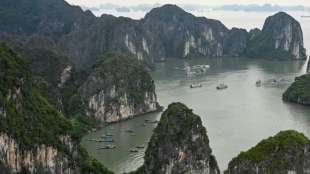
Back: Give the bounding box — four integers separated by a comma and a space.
216, 84, 228, 90
191, 65, 210, 73
185, 64, 210, 77
190, 84, 203, 88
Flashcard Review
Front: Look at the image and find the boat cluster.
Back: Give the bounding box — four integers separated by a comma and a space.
189, 83, 229, 90
189, 77, 291, 90
255, 78, 291, 87
88, 119, 159, 153
178, 63, 210, 77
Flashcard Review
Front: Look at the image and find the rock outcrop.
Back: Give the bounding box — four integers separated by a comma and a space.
0, 34, 75, 113
141, 4, 228, 60
74, 52, 160, 123
283, 74, 310, 106
225, 130, 310, 174
0, 43, 111, 174
135, 103, 220, 174
223, 28, 249, 57
0, 1, 306, 70
246, 12, 307, 59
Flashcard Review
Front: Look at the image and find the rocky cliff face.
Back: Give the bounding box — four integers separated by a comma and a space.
225, 130, 310, 174
75, 52, 159, 123
0, 133, 77, 174
246, 12, 307, 59
223, 28, 249, 57
141, 5, 228, 61
0, 1, 306, 70
136, 103, 220, 174
0, 43, 111, 174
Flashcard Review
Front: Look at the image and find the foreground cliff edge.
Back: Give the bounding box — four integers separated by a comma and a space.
226, 130, 310, 174
0, 43, 112, 174
130, 103, 220, 174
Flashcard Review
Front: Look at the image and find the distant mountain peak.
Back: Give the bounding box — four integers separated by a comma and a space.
145, 4, 191, 19
270, 11, 295, 20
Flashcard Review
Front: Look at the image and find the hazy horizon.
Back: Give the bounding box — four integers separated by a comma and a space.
66, 0, 310, 6
64, 0, 310, 20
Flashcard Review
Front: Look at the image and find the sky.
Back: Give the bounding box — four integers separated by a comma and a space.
66, 0, 310, 6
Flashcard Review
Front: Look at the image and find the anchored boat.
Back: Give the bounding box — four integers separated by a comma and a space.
216, 84, 228, 90
256, 80, 262, 87
130, 149, 139, 153
97, 145, 116, 150
190, 84, 203, 88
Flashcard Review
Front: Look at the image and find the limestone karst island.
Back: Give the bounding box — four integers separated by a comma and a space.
1, 0, 310, 174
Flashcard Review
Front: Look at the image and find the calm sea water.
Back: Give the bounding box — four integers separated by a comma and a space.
82, 11, 310, 174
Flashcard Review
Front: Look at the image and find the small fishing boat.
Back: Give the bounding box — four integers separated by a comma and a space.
148, 120, 159, 124
102, 133, 113, 137
190, 84, 203, 88
126, 130, 134, 133
136, 145, 145, 149
98, 139, 114, 143
216, 84, 228, 90
130, 149, 139, 153
97, 145, 116, 150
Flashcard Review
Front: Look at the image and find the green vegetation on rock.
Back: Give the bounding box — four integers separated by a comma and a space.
245, 12, 306, 59
135, 102, 219, 174
95, 52, 155, 104
0, 43, 70, 150
0, 43, 113, 174
283, 74, 310, 105
227, 130, 310, 173
245, 31, 292, 59
79, 145, 114, 174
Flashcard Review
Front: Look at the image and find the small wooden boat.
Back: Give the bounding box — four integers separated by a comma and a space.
98, 139, 114, 143
126, 130, 134, 133
102, 133, 113, 137
190, 84, 202, 88
216, 84, 228, 90
136, 145, 145, 149
149, 120, 159, 124
97, 145, 116, 150
130, 149, 139, 153
256, 80, 262, 87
